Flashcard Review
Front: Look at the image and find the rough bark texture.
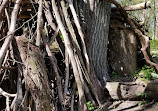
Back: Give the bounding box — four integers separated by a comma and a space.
13, 36, 51, 111
109, 16, 137, 75
89, 1, 111, 82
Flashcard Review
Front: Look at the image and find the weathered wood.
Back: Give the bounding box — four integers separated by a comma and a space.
109, 17, 137, 75
106, 79, 158, 100
51, 0, 86, 110
112, 1, 151, 11
13, 36, 51, 111
124, 1, 151, 11
0, 0, 21, 65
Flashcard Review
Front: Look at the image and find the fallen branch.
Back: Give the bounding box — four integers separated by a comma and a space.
51, 0, 86, 110
13, 36, 51, 111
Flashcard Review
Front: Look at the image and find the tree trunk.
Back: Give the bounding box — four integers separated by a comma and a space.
109, 14, 137, 75
12, 36, 51, 111
89, 1, 111, 83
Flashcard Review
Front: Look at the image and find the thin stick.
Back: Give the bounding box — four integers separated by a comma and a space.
0, 88, 16, 111
36, 0, 43, 47
5, 8, 10, 28
0, 0, 22, 65
67, 0, 90, 72
43, 35, 64, 110
0, 0, 8, 15
63, 49, 69, 105
44, 1, 57, 31
71, 83, 76, 111
60, 0, 80, 49
51, 0, 86, 110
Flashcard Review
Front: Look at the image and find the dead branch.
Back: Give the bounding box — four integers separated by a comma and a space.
124, 1, 151, 11
43, 36, 64, 110
51, 0, 87, 110
63, 50, 70, 105
0, 0, 9, 15
0, 88, 16, 111
105, 0, 158, 70
112, 1, 151, 11
67, 0, 90, 72
44, 1, 57, 31
36, 0, 43, 47
60, 0, 80, 49
0, 0, 22, 65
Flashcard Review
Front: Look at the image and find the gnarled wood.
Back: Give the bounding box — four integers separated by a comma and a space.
106, 79, 158, 100
13, 36, 51, 111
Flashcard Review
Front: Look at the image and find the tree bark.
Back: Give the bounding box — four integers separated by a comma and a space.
13, 36, 51, 111
89, 1, 111, 83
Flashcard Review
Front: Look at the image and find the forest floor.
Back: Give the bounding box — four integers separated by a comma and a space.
106, 41, 158, 111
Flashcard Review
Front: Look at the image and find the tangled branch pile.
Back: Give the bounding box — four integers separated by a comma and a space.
0, 0, 157, 111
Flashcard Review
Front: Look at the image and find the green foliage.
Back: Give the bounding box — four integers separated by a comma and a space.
139, 65, 154, 80
110, 71, 119, 79
134, 65, 156, 80
155, 102, 158, 106
120, 0, 158, 40
59, 33, 63, 40
137, 92, 148, 98
150, 40, 158, 56
86, 101, 95, 111
138, 101, 148, 106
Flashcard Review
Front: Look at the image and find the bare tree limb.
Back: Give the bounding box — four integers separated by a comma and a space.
0, 0, 8, 15
36, 0, 43, 47
67, 0, 90, 73
112, 1, 151, 11
44, 1, 57, 31
63, 50, 70, 105
44, 36, 64, 110
124, 1, 151, 11
51, 0, 87, 110
0, 0, 22, 65
0, 88, 16, 111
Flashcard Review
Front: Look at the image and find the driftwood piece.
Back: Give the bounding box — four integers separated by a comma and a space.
106, 79, 158, 100
13, 36, 51, 111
